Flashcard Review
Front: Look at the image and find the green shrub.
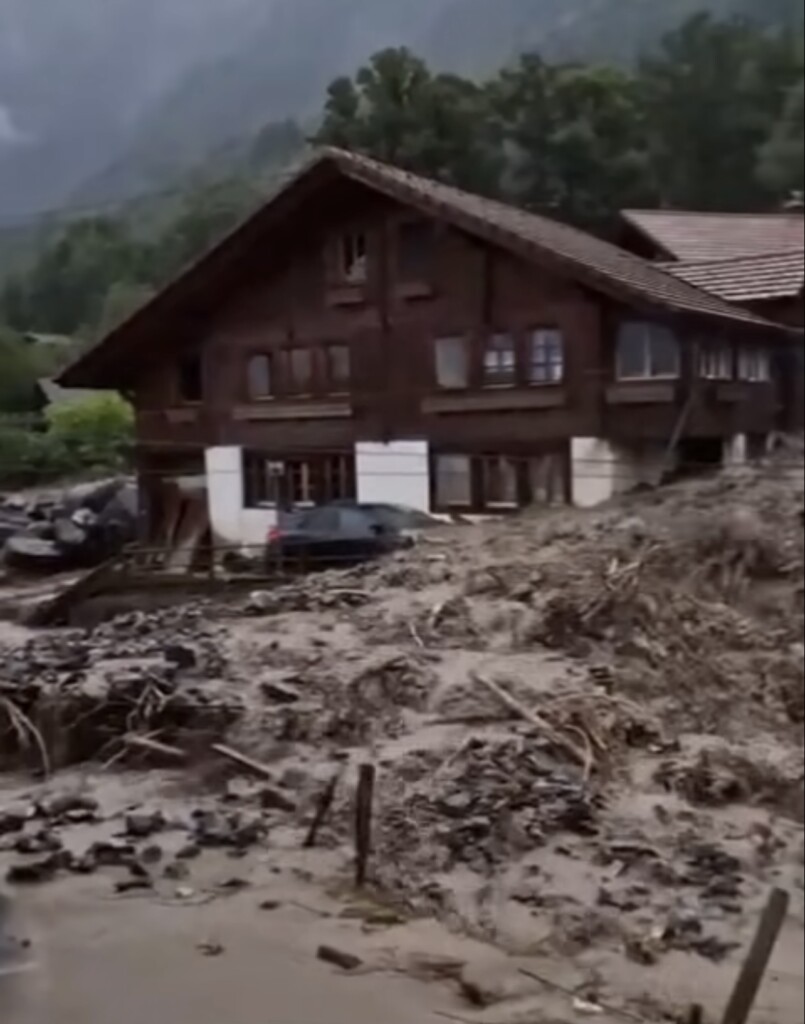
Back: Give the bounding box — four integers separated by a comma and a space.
45, 393, 134, 471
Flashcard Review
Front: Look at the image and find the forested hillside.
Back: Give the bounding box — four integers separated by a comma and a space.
1, 0, 801, 216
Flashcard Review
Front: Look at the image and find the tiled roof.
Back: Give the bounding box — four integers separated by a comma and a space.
61, 149, 793, 388
621, 209, 805, 262
329, 150, 778, 328
660, 250, 805, 302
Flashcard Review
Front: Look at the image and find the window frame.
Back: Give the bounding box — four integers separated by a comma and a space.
324, 343, 351, 395
397, 219, 435, 283
737, 345, 772, 383
338, 230, 368, 284
528, 327, 565, 386
616, 321, 681, 382
283, 347, 315, 397
480, 455, 519, 508
434, 334, 470, 390
434, 453, 473, 508
246, 352, 274, 401
699, 343, 734, 381
483, 332, 518, 389
242, 452, 356, 510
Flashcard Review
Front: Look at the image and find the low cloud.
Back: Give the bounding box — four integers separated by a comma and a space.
0, 104, 31, 146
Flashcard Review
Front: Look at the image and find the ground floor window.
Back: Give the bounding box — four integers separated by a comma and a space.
433, 451, 567, 512
699, 343, 734, 380
434, 455, 472, 507
243, 452, 356, 509
738, 346, 771, 382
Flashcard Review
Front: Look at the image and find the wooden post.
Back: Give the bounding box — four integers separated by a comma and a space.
304, 770, 342, 849
721, 887, 790, 1024
354, 763, 375, 888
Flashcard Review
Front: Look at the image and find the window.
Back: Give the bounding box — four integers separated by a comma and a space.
398, 220, 434, 281
285, 348, 313, 394
699, 344, 733, 381
178, 351, 203, 403
482, 457, 518, 506
529, 329, 564, 384
528, 453, 566, 506
325, 344, 351, 393
247, 354, 273, 399
435, 336, 469, 389
616, 322, 680, 380
340, 231, 368, 284
483, 333, 517, 387
738, 346, 771, 382
243, 452, 356, 509
435, 455, 472, 507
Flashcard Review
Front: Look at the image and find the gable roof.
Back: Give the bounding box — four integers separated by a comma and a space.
61, 149, 793, 388
660, 250, 805, 303
621, 209, 805, 263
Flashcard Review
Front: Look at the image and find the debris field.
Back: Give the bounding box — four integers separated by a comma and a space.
0, 461, 803, 1022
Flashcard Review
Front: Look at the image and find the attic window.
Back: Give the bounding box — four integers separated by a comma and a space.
340, 231, 368, 284
398, 220, 435, 281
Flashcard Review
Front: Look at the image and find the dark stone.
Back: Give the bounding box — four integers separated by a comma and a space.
259, 787, 297, 814
124, 811, 165, 839
316, 945, 362, 971
164, 644, 197, 671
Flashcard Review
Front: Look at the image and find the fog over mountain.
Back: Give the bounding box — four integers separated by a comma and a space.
0, 0, 800, 218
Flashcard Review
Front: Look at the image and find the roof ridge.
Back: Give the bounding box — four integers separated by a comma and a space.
623, 208, 805, 220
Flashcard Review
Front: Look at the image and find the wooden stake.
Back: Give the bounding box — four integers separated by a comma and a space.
721, 887, 790, 1024
354, 763, 375, 888
304, 770, 342, 849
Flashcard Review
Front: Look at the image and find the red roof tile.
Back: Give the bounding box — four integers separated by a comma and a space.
621, 209, 805, 262
660, 250, 805, 302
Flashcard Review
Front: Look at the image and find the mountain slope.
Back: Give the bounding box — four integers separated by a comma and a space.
1, 0, 801, 218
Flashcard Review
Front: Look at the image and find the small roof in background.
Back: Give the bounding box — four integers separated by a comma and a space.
660, 250, 805, 302
621, 209, 805, 262
37, 378, 113, 407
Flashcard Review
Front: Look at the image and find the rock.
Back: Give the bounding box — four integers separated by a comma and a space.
124, 811, 165, 839
316, 945, 363, 971
140, 844, 164, 865
14, 830, 62, 856
458, 962, 538, 1007
197, 942, 225, 957
259, 899, 283, 911
6, 854, 63, 885
260, 679, 302, 704
38, 794, 98, 820
0, 811, 27, 836
259, 787, 297, 814
87, 840, 135, 866
115, 879, 152, 894
176, 842, 201, 861
164, 861, 190, 881
164, 644, 197, 671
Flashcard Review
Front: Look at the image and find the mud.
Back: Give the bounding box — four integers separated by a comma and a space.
1, 462, 803, 1022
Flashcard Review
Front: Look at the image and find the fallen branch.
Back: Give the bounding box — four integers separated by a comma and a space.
0, 697, 50, 778
211, 743, 274, 780
470, 673, 588, 769
124, 734, 187, 762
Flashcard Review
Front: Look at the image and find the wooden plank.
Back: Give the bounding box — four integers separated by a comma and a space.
211, 743, 274, 780
721, 887, 790, 1024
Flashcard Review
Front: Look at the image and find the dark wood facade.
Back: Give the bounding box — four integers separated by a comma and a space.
64, 154, 801, 514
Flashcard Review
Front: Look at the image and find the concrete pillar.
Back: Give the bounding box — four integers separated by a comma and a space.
204, 446, 277, 555
571, 437, 667, 508
355, 441, 431, 512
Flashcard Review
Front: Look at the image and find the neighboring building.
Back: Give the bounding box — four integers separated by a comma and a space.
620, 209, 805, 429
59, 150, 801, 549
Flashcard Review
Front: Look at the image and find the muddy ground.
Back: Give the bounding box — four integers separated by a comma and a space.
0, 462, 803, 1023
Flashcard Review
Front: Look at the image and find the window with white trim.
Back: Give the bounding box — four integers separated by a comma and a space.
738, 346, 771, 382
699, 344, 733, 381
483, 333, 516, 387
247, 353, 273, 399
435, 336, 469, 389
529, 328, 564, 384
435, 455, 471, 506
616, 322, 680, 380
339, 232, 368, 284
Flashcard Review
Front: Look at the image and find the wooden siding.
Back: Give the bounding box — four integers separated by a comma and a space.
130, 181, 789, 458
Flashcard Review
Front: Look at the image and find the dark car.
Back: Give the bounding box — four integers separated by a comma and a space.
329, 501, 438, 533
265, 504, 411, 570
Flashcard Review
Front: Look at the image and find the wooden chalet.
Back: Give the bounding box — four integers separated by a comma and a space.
60, 149, 802, 550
